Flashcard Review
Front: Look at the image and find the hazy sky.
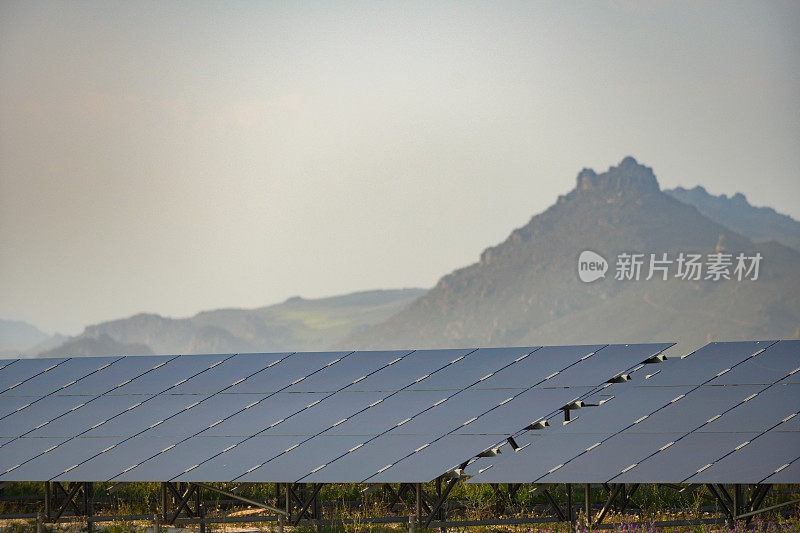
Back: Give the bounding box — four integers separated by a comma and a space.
1, 1, 799, 334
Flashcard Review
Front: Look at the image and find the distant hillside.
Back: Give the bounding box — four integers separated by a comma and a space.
0, 318, 48, 355
42, 288, 426, 356
666, 186, 800, 252
39, 334, 153, 357
344, 158, 800, 353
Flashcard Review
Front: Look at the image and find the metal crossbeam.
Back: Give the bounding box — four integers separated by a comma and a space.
593, 484, 624, 526
291, 483, 323, 526
422, 477, 458, 528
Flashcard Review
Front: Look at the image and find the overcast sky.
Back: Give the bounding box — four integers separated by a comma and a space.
1, 1, 798, 334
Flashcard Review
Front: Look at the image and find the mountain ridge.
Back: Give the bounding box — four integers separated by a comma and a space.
665, 185, 800, 252
342, 157, 800, 352
36, 288, 426, 356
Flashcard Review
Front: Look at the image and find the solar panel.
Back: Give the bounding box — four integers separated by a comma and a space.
636, 341, 773, 387
625, 385, 763, 434
281, 350, 412, 392
612, 432, 763, 483
2, 395, 119, 437
710, 340, 800, 385
451, 387, 593, 435
0, 437, 66, 478
0, 396, 42, 420
257, 391, 386, 437
163, 436, 304, 482
467, 340, 799, 484
8, 357, 121, 396
222, 352, 350, 394
298, 434, 435, 483
0, 357, 121, 397
201, 393, 327, 437
403, 347, 540, 391
0, 359, 20, 373
82, 394, 210, 437
111, 355, 234, 395
0, 358, 68, 394
0, 343, 677, 482
349, 348, 480, 391
763, 456, 800, 483
108, 436, 245, 482
167, 353, 289, 394
234, 434, 368, 483
46, 436, 181, 482
683, 422, 800, 483
4, 437, 121, 482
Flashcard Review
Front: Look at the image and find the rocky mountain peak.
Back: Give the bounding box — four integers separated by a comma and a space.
576, 156, 660, 194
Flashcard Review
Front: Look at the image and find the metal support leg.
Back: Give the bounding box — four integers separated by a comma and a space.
593, 484, 624, 527
585, 483, 591, 528
415, 483, 422, 528
84, 482, 93, 533
285, 483, 290, 522
617, 484, 639, 515
160, 482, 168, 522
567, 483, 573, 526
44, 481, 51, 522
196, 484, 205, 533
542, 489, 566, 522
423, 477, 458, 528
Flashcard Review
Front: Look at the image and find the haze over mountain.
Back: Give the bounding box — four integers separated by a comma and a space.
665, 186, 800, 252
0, 319, 48, 354
344, 157, 800, 353
36, 289, 424, 356
11, 157, 800, 358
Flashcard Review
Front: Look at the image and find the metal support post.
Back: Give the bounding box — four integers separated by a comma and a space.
160, 482, 168, 522
85, 482, 94, 533
415, 483, 422, 527
196, 484, 205, 533
44, 481, 51, 522
567, 483, 573, 526
585, 483, 591, 528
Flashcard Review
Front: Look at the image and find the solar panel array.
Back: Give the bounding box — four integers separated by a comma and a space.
0, 344, 671, 483
465, 340, 800, 484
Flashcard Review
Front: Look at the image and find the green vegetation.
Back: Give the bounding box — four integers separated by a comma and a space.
1, 482, 797, 532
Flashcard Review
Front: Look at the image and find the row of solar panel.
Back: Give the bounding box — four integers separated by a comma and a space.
466, 340, 800, 484
0, 343, 671, 482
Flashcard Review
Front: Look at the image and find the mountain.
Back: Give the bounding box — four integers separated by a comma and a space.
344, 157, 800, 353
38, 334, 153, 357
0, 319, 48, 355
41, 288, 426, 356
665, 185, 800, 252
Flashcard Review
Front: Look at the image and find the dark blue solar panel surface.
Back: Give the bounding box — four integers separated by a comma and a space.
6, 437, 121, 481
0, 358, 68, 394
763, 457, 800, 483
468, 340, 799, 484
684, 425, 800, 483
166, 353, 288, 394
111, 355, 232, 395
165, 436, 302, 482
0, 342, 689, 482
222, 352, 349, 394
108, 436, 245, 482
282, 350, 411, 392
351, 348, 479, 391
1, 357, 120, 397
